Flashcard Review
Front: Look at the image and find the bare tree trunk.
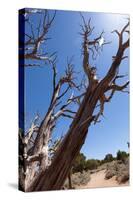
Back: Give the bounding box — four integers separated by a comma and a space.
68, 169, 72, 189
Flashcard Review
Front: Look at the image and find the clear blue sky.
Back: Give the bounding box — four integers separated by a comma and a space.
24, 9, 129, 160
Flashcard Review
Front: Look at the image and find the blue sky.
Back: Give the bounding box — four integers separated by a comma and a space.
24, 9, 129, 160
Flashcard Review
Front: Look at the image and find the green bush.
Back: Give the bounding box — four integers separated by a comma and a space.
72, 153, 100, 172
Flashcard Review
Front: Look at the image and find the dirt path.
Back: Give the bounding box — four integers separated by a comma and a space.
78, 170, 128, 189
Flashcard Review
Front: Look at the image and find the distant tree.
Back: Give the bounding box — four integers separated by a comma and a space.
104, 153, 114, 163
117, 150, 128, 162
72, 153, 86, 173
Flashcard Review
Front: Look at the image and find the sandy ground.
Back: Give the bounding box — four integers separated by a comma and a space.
78, 170, 128, 189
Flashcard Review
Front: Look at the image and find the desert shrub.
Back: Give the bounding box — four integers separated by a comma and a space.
116, 172, 129, 184
116, 158, 129, 183
105, 170, 116, 179
64, 171, 90, 188
105, 158, 129, 183
72, 171, 90, 186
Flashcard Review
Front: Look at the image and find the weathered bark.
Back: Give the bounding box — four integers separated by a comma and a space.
24, 84, 67, 188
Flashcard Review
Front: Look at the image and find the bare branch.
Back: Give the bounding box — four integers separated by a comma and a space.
94, 79, 129, 124
111, 21, 129, 47
24, 114, 39, 145
94, 95, 105, 124
121, 56, 128, 61
107, 81, 129, 93
63, 109, 77, 114
51, 61, 57, 91
61, 113, 74, 119
94, 78, 129, 123
53, 92, 75, 120
111, 30, 120, 36
100, 21, 129, 91
69, 92, 86, 105
57, 86, 70, 100
19, 10, 56, 66
80, 13, 110, 84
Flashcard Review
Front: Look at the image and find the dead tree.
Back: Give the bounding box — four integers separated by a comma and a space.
26, 15, 129, 192
19, 57, 82, 190
19, 9, 129, 191
19, 9, 85, 191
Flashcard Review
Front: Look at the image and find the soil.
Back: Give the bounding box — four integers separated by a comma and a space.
78, 169, 129, 189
